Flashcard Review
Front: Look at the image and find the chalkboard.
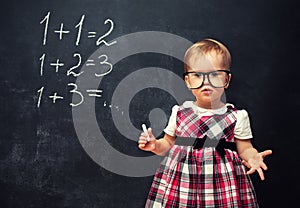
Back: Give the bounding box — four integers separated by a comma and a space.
0, 0, 298, 207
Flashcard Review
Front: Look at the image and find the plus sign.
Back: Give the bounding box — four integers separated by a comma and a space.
50, 59, 64, 72
54, 23, 70, 40
49, 92, 64, 103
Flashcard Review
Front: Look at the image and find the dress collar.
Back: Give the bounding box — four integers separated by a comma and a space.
182, 101, 234, 115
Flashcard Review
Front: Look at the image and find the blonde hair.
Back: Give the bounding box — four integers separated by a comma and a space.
184, 38, 231, 72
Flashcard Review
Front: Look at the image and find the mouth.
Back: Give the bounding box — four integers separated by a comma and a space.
201, 87, 213, 92
201, 87, 213, 95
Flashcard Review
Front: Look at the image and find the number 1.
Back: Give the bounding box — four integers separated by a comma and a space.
75, 15, 85, 46
40, 12, 50, 45
37, 86, 44, 108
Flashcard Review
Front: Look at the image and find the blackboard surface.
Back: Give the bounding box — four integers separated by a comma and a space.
0, 0, 298, 207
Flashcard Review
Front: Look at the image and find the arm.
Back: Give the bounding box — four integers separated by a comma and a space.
236, 138, 272, 180
138, 128, 175, 156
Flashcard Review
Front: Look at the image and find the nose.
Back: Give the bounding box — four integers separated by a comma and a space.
202, 74, 210, 85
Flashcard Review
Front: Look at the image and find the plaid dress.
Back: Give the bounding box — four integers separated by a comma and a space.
145, 105, 258, 208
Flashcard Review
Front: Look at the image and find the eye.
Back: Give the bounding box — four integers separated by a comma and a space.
194, 72, 203, 78
210, 71, 219, 77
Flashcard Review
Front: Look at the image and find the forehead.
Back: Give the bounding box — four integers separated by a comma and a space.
185, 51, 225, 71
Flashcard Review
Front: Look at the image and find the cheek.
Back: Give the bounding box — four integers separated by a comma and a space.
214, 88, 225, 97
190, 89, 201, 97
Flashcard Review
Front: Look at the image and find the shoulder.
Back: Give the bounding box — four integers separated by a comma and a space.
176, 101, 194, 111
226, 103, 250, 120
177, 101, 196, 115
179, 101, 194, 109
169, 101, 195, 114
170, 105, 179, 114
227, 103, 253, 139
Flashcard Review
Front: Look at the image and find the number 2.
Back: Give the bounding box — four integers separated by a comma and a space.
67, 53, 84, 77
96, 19, 117, 46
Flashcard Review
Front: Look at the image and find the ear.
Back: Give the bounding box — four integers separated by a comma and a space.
224, 73, 232, 89
184, 75, 191, 89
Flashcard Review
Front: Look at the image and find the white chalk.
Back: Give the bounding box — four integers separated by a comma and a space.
142, 124, 150, 141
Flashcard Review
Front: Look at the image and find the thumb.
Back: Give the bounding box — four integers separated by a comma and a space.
260, 150, 272, 157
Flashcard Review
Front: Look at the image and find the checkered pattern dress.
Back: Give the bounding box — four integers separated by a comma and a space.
145, 106, 258, 208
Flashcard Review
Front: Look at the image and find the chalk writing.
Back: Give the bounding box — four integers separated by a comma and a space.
75, 15, 85, 46
39, 53, 45, 76
86, 89, 103, 98
49, 92, 64, 103
50, 59, 64, 73
96, 19, 117, 46
40, 12, 50, 45
37, 11, 117, 108
39, 12, 117, 46
38, 52, 113, 77
67, 53, 83, 77
54, 23, 70, 40
36, 84, 103, 108
68, 83, 84, 107
37, 86, 44, 108
95, 54, 113, 77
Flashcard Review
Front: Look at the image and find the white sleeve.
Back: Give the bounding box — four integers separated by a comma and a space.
163, 105, 179, 137
234, 109, 253, 139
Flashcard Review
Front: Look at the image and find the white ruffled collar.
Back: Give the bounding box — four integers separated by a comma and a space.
182, 101, 234, 115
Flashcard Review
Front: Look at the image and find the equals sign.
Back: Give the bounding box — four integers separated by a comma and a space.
86, 89, 103, 98
88, 31, 97, 38
86, 59, 95, 66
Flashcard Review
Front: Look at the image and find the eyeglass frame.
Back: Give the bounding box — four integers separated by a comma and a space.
183, 69, 231, 89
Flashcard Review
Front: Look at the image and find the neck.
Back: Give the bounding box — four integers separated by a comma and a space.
195, 100, 225, 109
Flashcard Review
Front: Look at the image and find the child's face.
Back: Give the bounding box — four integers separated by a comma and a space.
184, 52, 231, 109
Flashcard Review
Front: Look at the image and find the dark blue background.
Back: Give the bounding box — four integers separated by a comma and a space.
0, 0, 298, 207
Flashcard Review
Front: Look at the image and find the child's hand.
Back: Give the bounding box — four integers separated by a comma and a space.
242, 150, 272, 180
138, 128, 156, 151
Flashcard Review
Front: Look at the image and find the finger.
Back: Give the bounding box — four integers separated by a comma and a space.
138, 136, 146, 141
138, 140, 146, 145
257, 168, 265, 181
148, 128, 153, 137
139, 134, 150, 140
138, 143, 146, 149
260, 150, 272, 157
242, 160, 251, 169
140, 132, 148, 137
138, 137, 148, 143
260, 162, 268, 171
147, 128, 156, 141
247, 167, 256, 175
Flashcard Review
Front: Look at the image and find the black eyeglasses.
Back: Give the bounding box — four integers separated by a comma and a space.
183, 70, 231, 89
